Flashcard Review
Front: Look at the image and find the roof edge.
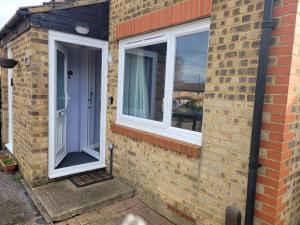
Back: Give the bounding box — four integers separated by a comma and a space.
0, 9, 29, 41
0, 0, 109, 42
27, 0, 108, 14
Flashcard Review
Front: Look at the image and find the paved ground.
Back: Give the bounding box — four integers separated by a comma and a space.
55, 197, 174, 225
0, 171, 46, 225
0, 169, 173, 225
30, 177, 134, 222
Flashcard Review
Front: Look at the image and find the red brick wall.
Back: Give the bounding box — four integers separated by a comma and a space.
256, 0, 300, 224
116, 0, 211, 39
111, 124, 200, 157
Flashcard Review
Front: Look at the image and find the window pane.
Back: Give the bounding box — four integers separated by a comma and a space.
123, 42, 167, 121
172, 31, 209, 132
57, 50, 65, 111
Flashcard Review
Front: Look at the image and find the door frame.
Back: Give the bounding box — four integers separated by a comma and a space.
5, 45, 13, 153
48, 30, 108, 179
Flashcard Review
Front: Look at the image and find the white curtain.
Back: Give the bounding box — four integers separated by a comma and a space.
123, 52, 150, 119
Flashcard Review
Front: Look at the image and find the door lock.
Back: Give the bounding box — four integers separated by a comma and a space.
88, 92, 93, 108
59, 111, 65, 117
108, 96, 113, 105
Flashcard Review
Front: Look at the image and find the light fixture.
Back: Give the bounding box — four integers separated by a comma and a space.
75, 22, 89, 35
0, 57, 18, 68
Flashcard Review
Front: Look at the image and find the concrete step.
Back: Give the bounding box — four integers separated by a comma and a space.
23, 177, 134, 223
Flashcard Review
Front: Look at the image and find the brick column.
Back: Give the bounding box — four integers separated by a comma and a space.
255, 0, 300, 224
0, 47, 8, 148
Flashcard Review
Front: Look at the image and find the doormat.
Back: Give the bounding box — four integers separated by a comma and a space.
69, 170, 113, 188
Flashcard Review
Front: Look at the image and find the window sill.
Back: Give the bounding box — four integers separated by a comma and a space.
111, 123, 200, 158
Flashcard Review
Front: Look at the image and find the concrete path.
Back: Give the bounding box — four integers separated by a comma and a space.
0, 171, 46, 225
55, 197, 174, 225
0, 168, 173, 225
29, 178, 134, 222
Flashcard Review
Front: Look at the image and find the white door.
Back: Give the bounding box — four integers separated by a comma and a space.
55, 44, 68, 167
84, 50, 102, 159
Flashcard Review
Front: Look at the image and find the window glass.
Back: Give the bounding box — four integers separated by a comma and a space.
172, 31, 209, 132
122, 42, 167, 121
57, 50, 65, 111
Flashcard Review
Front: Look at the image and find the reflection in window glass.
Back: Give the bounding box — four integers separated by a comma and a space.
172, 31, 209, 132
122, 42, 167, 121
57, 50, 65, 111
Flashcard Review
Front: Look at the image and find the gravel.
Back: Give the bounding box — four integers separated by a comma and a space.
0, 171, 46, 225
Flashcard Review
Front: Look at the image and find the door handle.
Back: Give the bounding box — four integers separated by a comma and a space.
88, 92, 93, 108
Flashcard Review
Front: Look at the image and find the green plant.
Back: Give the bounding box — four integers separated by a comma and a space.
13, 173, 22, 181
185, 99, 202, 111
3, 158, 13, 165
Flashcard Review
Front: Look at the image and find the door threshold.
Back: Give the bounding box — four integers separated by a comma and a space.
49, 161, 106, 179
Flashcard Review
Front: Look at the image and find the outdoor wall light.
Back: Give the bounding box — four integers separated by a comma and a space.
0, 57, 18, 68
75, 22, 89, 35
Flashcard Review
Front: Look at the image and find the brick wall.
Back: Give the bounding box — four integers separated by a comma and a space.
284, 3, 300, 221
255, 0, 300, 224
0, 47, 8, 147
115, 0, 211, 39
202, 0, 264, 224
107, 0, 264, 224
0, 27, 49, 186
27, 27, 49, 186
0, 0, 298, 224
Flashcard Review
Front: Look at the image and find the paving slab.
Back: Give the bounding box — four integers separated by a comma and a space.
30, 178, 134, 222
56, 197, 174, 225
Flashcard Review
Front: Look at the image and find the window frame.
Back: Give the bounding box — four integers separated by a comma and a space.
124, 48, 158, 120
117, 19, 210, 145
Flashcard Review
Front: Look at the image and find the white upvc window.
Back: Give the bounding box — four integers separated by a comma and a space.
117, 19, 210, 145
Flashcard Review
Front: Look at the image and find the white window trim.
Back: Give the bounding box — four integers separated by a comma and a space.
125, 49, 158, 120
116, 19, 210, 146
